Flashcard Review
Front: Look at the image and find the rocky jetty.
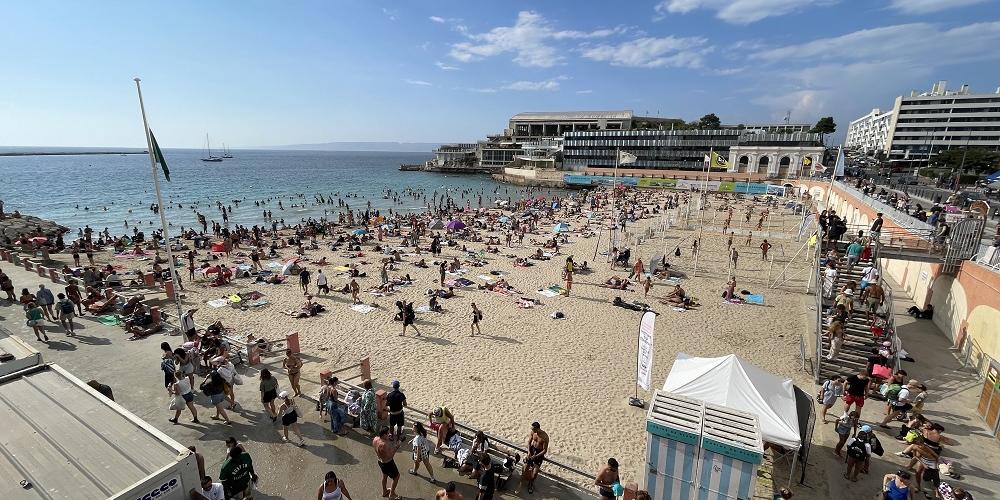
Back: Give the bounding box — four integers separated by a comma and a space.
0, 213, 69, 242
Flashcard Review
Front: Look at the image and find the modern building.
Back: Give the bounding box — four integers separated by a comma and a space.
562, 128, 824, 175
845, 108, 894, 154
884, 81, 1000, 168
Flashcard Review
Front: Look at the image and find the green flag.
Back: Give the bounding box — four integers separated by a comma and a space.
150, 131, 170, 181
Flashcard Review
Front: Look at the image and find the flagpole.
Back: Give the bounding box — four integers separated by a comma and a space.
134, 78, 184, 329
693, 148, 711, 277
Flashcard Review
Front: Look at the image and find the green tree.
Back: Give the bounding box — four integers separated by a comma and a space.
930, 148, 1000, 174
810, 117, 837, 141
697, 113, 721, 129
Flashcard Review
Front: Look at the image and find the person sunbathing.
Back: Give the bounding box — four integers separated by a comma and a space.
436, 287, 455, 299
315, 256, 328, 266
82, 287, 102, 306
429, 295, 443, 312
415, 258, 428, 268
604, 277, 630, 289
722, 277, 743, 302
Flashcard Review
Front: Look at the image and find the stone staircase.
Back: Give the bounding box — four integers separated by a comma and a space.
817, 247, 886, 381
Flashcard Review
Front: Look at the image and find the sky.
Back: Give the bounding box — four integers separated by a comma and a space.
2, 0, 999, 148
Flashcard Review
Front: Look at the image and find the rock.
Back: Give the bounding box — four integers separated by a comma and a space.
0, 213, 69, 242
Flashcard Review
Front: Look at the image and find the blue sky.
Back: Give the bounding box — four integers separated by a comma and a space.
2, 0, 998, 148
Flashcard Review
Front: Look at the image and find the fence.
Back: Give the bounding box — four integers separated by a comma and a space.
833, 181, 936, 232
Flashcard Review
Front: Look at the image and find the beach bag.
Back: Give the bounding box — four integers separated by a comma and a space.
60, 300, 74, 314
881, 383, 903, 401
905, 430, 920, 444
232, 372, 244, 386
168, 395, 183, 411
871, 364, 892, 379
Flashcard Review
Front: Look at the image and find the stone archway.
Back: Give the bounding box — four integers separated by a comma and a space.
758, 156, 770, 174
738, 155, 749, 173
778, 156, 791, 178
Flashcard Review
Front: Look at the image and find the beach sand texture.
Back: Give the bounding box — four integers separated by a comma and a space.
100, 192, 817, 488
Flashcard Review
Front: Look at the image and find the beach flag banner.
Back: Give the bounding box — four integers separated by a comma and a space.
710, 151, 728, 170
637, 310, 656, 391
150, 130, 170, 181
619, 150, 638, 165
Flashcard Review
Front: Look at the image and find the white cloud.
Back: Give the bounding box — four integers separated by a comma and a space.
429, 15, 446, 23
750, 21, 1000, 65
576, 89, 593, 94
751, 90, 827, 121
655, 0, 828, 24
888, 0, 990, 14
581, 36, 710, 68
435, 61, 460, 71
503, 79, 563, 91
449, 11, 623, 67
381, 7, 398, 21
405, 79, 432, 86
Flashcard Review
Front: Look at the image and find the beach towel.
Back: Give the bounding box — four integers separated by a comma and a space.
536, 289, 560, 298
267, 262, 283, 269
228, 294, 242, 303
745, 294, 765, 305
96, 314, 121, 326
547, 285, 567, 294
334, 265, 351, 272
245, 299, 269, 308
477, 274, 495, 282
414, 305, 433, 313
672, 307, 687, 312
207, 298, 229, 308
350, 304, 375, 314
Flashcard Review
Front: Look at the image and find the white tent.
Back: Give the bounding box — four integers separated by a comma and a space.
662, 353, 801, 450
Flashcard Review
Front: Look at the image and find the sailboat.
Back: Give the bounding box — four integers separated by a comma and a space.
201, 134, 223, 162
222, 143, 233, 159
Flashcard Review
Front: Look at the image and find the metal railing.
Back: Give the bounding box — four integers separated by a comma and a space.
833, 181, 936, 232
975, 244, 1000, 272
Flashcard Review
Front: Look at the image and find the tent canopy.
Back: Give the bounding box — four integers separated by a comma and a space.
663, 353, 801, 450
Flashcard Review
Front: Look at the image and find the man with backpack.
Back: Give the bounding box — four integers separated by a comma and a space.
844, 425, 882, 481
881, 380, 921, 428
56, 292, 76, 335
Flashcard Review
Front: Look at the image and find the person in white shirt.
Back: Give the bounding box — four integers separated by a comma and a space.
860, 265, 880, 290
880, 380, 920, 427
316, 270, 330, 294
191, 476, 225, 500
214, 357, 239, 409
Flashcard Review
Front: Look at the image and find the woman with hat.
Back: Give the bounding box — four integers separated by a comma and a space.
278, 391, 305, 446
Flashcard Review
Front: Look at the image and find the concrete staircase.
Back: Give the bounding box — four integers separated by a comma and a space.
817, 248, 885, 381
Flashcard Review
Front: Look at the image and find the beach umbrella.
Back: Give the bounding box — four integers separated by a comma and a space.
281, 258, 300, 275
352, 228, 368, 236
498, 215, 511, 223
552, 222, 571, 233
446, 220, 466, 230
429, 219, 444, 230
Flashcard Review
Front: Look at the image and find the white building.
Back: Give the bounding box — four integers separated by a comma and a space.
846, 108, 893, 154
726, 144, 826, 178
884, 81, 1000, 168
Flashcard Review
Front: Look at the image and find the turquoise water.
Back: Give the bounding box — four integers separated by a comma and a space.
0, 149, 560, 234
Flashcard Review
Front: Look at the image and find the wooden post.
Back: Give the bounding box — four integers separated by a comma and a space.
360, 355, 372, 381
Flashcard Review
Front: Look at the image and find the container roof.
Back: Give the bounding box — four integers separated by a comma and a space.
0, 365, 186, 499
511, 110, 633, 121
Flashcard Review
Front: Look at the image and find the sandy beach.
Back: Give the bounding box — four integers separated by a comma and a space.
59, 188, 817, 489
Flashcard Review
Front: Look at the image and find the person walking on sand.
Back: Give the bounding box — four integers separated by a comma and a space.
282, 349, 303, 397
316, 470, 354, 500
730, 248, 739, 270
169, 371, 199, 424
299, 267, 311, 294
470, 302, 483, 336
644, 275, 652, 297
374, 426, 402, 500
278, 391, 306, 446
401, 301, 419, 337
760, 239, 771, 260
316, 269, 329, 294
350, 279, 361, 304
259, 369, 279, 423
439, 261, 446, 286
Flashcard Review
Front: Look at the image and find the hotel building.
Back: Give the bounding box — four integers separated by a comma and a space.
845, 108, 894, 154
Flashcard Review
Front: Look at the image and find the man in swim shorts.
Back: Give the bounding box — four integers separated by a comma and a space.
520, 421, 549, 494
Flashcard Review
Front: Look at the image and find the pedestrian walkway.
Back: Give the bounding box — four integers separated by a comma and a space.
0, 261, 594, 499
810, 274, 1000, 499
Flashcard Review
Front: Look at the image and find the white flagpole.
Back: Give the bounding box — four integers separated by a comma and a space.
134, 78, 184, 328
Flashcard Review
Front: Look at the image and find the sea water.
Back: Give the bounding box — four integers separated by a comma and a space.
0, 149, 563, 234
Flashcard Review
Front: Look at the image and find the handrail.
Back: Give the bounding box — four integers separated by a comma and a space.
833, 181, 936, 232
324, 377, 598, 489
814, 225, 824, 381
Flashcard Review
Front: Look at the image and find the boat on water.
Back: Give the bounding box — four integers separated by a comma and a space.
201, 134, 223, 162
221, 143, 233, 159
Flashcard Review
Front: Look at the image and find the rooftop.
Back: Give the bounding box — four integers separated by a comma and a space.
511, 110, 633, 121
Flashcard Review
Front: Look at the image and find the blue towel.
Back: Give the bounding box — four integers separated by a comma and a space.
745, 294, 765, 305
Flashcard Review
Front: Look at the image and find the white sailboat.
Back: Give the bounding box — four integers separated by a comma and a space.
201, 134, 223, 162
222, 142, 233, 159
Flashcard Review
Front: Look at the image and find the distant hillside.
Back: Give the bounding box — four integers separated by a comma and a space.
270, 141, 443, 153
